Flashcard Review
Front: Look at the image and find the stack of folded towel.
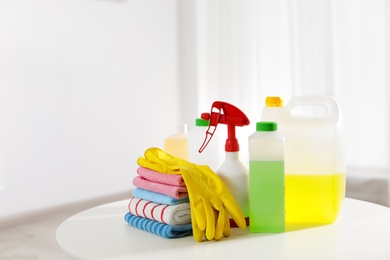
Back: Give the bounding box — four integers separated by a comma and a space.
124, 166, 192, 239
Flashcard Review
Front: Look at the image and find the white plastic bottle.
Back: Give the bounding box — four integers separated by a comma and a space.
261, 96, 284, 122
217, 152, 249, 227
198, 101, 251, 227
188, 118, 220, 171
163, 124, 188, 160
249, 122, 285, 233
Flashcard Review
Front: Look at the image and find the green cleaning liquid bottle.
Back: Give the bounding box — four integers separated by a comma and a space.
249, 122, 285, 233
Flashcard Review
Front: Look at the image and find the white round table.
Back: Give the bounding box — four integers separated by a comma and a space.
56, 198, 390, 260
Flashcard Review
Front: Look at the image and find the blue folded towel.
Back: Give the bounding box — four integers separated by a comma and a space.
132, 188, 189, 205
124, 212, 192, 239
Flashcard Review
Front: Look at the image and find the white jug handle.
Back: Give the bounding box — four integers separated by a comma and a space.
285, 96, 340, 123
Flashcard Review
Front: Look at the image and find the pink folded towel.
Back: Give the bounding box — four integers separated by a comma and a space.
137, 167, 185, 187
128, 197, 191, 226
132, 176, 188, 199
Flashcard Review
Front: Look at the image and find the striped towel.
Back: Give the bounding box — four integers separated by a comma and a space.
124, 212, 192, 239
132, 188, 189, 205
128, 197, 191, 226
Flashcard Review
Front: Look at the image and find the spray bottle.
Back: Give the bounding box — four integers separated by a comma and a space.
199, 101, 250, 227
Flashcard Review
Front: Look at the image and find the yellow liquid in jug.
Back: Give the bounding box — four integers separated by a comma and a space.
285, 173, 346, 227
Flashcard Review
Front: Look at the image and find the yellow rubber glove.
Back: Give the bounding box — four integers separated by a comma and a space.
137, 147, 246, 242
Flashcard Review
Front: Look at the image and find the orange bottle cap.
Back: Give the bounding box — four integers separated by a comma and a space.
265, 96, 283, 107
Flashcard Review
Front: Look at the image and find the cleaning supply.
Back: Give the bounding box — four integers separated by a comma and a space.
261, 96, 284, 121
198, 101, 250, 227
132, 188, 189, 205
124, 212, 193, 239
137, 167, 185, 187
188, 118, 221, 171
132, 176, 189, 199
248, 122, 285, 233
164, 124, 188, 160
137, 147, 246, 242
128, 197, 191, 226
261, 96, 346, 226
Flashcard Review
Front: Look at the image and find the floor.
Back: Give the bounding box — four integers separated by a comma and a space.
0, 193, 129, 260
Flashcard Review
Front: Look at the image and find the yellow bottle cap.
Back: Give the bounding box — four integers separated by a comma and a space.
265, 96, 283, 107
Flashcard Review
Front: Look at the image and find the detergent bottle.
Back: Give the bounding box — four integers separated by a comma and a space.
262, 96, 284, 120
163, 124, 188, 160
261, 96, 346, 227
199, 101, 250, 227
188, 118, 221, 171
249, 121, 285, 233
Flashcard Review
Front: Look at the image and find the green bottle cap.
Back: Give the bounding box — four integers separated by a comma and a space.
196, 118, 209, 127
256, 122, 277, 131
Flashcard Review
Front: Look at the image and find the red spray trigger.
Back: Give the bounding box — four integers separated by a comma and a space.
198, 101, 250, 153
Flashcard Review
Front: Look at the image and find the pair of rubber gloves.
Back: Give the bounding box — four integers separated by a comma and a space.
137, 147, 246, 242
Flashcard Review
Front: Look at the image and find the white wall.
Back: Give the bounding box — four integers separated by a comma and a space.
0, 0, 180, 221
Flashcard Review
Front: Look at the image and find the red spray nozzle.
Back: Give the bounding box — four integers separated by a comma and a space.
199, 101, 250, 153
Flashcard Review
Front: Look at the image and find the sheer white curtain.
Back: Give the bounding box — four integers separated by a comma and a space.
179, 0, 390, 206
